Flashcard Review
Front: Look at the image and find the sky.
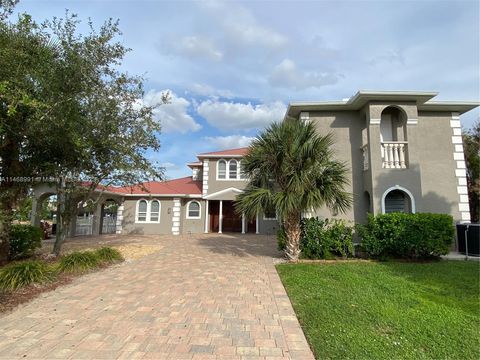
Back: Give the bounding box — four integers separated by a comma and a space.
15, 0, 480, 179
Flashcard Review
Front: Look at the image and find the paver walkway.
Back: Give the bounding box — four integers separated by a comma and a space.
0, 234, 314, 359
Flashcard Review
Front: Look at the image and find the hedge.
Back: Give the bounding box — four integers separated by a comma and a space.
357, 213, 455, 259
9, 225, 43, 260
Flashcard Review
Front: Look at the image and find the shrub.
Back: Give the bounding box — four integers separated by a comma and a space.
357, 213, 455, 259
0, 260, 56, 291
57, 251, 101, 273
9, 225, 43, 260
277, 226, 287, 251
300, 218, 354, 259
95, 247, 123, 263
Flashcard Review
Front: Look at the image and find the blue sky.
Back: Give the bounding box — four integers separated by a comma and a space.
16, 0, 480, 179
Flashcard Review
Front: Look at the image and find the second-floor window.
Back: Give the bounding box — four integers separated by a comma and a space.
218, 160, 226, 179
217, 159, 244, 180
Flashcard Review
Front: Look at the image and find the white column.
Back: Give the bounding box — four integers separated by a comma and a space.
204, 200, 209, 233
219, 200, 223, 234
393, 143, 400, 168
399, 144, 406, 168
241, 213, 245, 234
255, 214, 259, 234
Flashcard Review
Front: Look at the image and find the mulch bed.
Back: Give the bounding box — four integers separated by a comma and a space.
0, 273, 73, 314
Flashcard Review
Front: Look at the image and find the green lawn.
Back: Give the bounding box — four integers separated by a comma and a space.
277, 261, 480, 360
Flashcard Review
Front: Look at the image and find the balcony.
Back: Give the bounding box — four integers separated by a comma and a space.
381, 141, 408, 169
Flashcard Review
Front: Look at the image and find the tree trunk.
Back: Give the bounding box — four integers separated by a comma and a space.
52, 177, 69, 256
284, 212, 301, 261
0, 205, 12, 264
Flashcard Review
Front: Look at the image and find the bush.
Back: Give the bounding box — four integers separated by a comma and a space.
95, 247, 123, 263
57, 251, 101, 273
0, 260, 56, 291
9, 225, 43, 260
300, 218, 354, 259
357, 213, 455, 259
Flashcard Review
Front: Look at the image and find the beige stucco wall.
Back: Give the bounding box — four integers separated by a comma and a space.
122, 197, 174, 234
180, 199, 206, 234
307, 111, 367, 224
415, 112, 461, 218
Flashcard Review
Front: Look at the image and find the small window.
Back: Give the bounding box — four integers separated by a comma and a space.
263, 205, 277, 220
137, 200, 147, 222
218, 160, 226, 179
187, 201, 201, 219
229, 160, 238, 179
150, 200, 160, 222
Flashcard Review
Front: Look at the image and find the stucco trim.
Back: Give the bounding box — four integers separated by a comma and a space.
381, 185, 416, 214
202, 159, 209, 196
203, 187, 243, 200
171, 198, 181, 235
450, 112, 471, 222
115, 204, 124, 234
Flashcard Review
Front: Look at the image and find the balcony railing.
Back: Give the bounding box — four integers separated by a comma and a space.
381, 141, 408, 169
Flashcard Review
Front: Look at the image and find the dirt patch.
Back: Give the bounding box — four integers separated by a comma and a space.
115, 244, 163, 260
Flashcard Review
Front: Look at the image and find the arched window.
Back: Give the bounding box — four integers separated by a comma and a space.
137, 200, 148, 222
150, 200, 160, 222
229, 160, 238, 179
382, 186, 415, 214
239, 160, 246, 180
217, 159, 226, 179
186, 201, 201, 219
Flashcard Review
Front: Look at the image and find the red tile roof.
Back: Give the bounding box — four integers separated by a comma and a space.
197, 147, 249, 157
108, 177, 202, 195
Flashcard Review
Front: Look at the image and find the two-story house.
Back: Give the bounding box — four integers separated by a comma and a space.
30, 90, 478, 237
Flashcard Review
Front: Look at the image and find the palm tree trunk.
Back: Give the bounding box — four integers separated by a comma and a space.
284, 212, 301, 261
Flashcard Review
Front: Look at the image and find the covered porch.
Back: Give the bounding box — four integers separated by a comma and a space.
203, 187, 259, 234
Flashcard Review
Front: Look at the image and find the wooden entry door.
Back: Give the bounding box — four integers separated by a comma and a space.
222, 200, 242, 232
209, 201, 219, 232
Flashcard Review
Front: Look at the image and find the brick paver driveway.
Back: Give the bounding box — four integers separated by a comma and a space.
0, 234, 314, 359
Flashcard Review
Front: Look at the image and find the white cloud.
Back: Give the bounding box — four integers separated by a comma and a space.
200, 1, 288, 49
187, 83, 234, 98
204, 135, 254, 149
143, 90, 201, 133
160, 35, 223, 61
269, 59, 339, 90
197, 100, 286, 130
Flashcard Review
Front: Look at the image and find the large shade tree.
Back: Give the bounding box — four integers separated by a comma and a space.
236, 120, 352, 261
0, 6, 168, 260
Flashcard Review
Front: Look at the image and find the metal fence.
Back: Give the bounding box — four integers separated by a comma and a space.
457, 223, 480, 257
76, 216, 93, 236
75, 215, 117, 236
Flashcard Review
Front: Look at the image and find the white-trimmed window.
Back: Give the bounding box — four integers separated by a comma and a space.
186, 200, 201, 219
217, 159, 226, 179
229, 160, 238, 179
263, 205, 277, 220
150, 200, 160, 222
136, 199, 161, 223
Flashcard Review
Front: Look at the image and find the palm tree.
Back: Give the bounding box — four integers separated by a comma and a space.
235, 119, 352, 261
